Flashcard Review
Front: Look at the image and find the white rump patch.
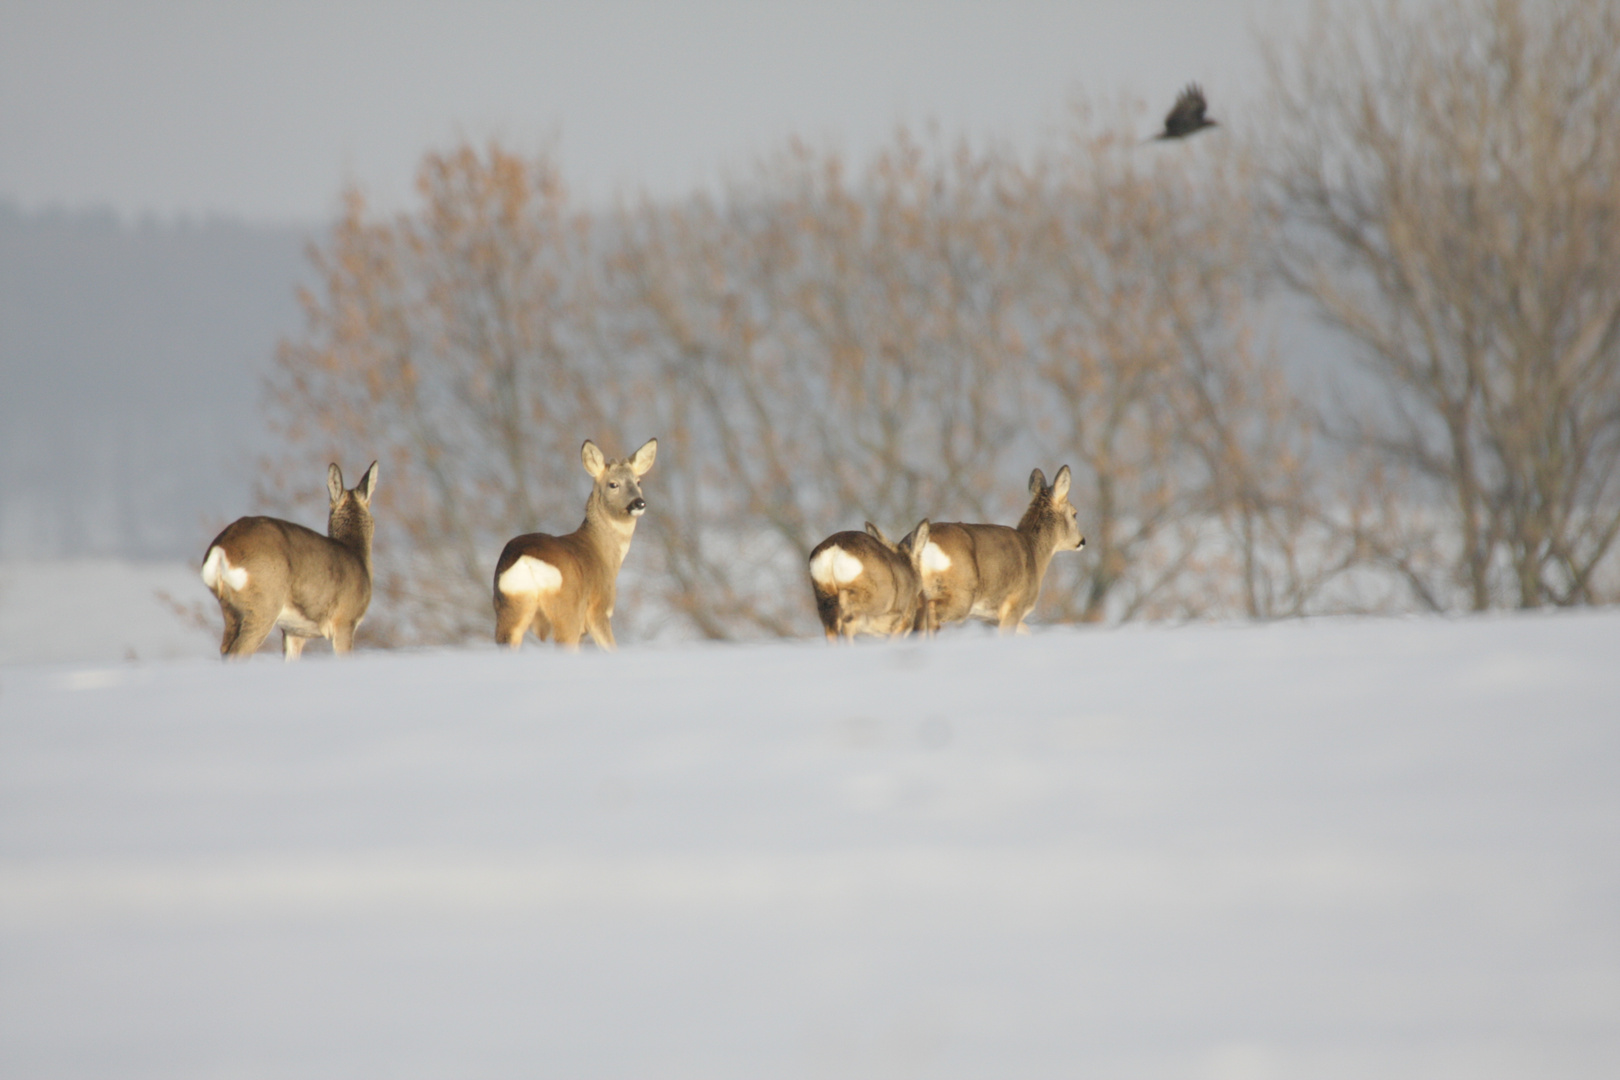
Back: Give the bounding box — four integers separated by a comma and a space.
498, 555, 564, 597
200, 546, 249, 592
920, 542, 952, 574
809, 545, 865, 588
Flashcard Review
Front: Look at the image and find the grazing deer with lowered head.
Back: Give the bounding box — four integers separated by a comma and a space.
493, 438, 657, 650
808, 520, 932, 642
917, 465, 1085, 635
200, 461, 379, 660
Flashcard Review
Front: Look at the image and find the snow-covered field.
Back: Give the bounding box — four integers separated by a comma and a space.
0, 560, 217, 664
2, 589, 1618, 1078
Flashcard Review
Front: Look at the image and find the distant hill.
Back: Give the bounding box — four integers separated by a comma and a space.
0, 202, 312, 558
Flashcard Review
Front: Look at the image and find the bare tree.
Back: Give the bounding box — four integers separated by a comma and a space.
269, 116, 1340, 644
265, 144, 621, 644
611, 133, 1026, 637
616, 117, 1338, 633
1261, 0, 1620, 610
1012, 106, 1336, 623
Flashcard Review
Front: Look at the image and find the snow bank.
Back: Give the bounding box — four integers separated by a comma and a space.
2, 612, 1617, 1078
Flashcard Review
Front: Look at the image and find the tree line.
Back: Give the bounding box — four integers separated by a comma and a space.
264, 0, 1620, 646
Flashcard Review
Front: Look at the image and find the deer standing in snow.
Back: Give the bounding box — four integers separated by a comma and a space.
808, 520, 932, 642
200, 461, 379, 660
493, 438, 657, 650
917, 465, 1085, 635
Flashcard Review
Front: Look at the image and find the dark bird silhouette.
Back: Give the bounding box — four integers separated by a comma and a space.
1154, 83, 1217, 140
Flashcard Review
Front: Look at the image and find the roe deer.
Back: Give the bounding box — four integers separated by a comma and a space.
200, 461, 379, 660
918, 465, 1084, 635
808, 520, 932, 642
493, 438, 657, 650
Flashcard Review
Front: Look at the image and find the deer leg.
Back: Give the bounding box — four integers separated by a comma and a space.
217, 602, 244, 656
548, 606, 585, 651
928, 587, 969, 633
282, 631, 307, 660
584, 610, 617, 651
921, 597, 944, 637
224, 606, 277, 659
835, 591, 859, 643
996, 599, 1027, 636
331, 622, 357, 655
494, 596, 536, 649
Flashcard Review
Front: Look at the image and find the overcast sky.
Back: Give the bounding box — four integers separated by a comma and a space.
2, 1, 1294, 225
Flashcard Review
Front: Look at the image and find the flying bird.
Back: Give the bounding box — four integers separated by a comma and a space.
1153, 83, 1217, 141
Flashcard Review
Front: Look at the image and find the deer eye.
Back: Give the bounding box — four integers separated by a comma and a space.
608, 481, 620, 490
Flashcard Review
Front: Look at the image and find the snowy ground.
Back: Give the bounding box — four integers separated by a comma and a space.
2, 597, 1618, 1079
0, 560, 217, 664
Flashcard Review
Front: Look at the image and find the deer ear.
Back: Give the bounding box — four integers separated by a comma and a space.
630, 437, 658, 477
328, 463, 344, 504
864, 521, 892, 546
1051, 465, 1071, 502
908, 519, 930, 554
356, 461, 380, 505
581, 440, 606, 479
1028, 468, 1047, 496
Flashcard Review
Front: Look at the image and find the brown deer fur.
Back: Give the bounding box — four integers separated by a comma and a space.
492, 438, 657, 650
808, 520, 931, 642
918, 465, 1085, 635
200, 462, 379, 660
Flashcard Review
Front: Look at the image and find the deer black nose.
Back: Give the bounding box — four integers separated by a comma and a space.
629, 497, 647, 515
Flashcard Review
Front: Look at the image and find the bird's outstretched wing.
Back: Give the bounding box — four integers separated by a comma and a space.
1157, 83, 1213, 140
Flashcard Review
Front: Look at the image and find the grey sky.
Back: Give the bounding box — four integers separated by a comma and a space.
2, 1, 1290, 224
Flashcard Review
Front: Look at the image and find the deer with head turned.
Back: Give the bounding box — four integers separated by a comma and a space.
200, 461, 379, 660
493, 437, 657, 650
808, 519, 932, 642
917, 465, 1085, 635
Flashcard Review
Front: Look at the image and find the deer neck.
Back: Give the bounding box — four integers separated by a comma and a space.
581, 490, 638, 571
328, 506, 375, 579
1015, 505, 1062, 585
